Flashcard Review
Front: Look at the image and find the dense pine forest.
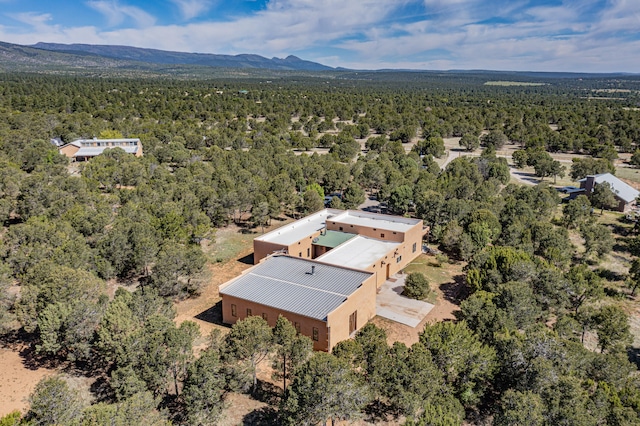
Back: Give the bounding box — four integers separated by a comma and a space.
1, 72, 640, 425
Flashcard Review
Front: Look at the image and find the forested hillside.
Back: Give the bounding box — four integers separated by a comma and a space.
1, 72, 640, 425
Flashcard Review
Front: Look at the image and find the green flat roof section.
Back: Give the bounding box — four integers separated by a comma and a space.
313, 231, 356, 248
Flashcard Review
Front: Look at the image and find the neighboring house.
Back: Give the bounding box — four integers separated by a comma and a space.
58, 138, 143, 161
219, 209, 429, 351
579, 173, 640, 212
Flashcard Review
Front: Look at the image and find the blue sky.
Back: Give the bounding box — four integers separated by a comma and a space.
0, 0, 638, 72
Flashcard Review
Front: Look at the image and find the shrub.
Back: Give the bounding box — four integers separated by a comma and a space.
435, 253, 449, 267
403, 272, 431, 300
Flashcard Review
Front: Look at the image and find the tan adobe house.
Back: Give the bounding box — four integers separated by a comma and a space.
253, 209, 427, 287
59, 138, 143, 161
219, 255, 376, 351
579, 173, 640, 212
219, 209, 428, 351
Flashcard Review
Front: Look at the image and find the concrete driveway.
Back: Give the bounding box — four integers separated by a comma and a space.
376, 274, 434, 327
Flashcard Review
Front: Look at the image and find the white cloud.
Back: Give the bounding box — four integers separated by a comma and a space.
86, 0, 155, 27
169, 0, 214, 20
7, 12, 59, 33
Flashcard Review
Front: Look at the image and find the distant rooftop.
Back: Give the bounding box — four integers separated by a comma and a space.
581, 173, 640, 203
317, 235, 401, 270
66, 138, 141, 148
219, 256, 372, 321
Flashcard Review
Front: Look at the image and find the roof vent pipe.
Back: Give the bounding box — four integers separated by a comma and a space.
311, 265, 315, 275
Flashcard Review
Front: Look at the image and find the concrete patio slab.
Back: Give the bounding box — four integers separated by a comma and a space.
376, 274, 434, 327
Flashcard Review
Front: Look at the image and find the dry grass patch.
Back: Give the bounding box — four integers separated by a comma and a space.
614, 167, 640, 186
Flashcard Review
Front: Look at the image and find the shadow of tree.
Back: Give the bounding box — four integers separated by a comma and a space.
628, 347, 640, 369
242, 406, 279, 426
0, 328, 33, 350
253, 380, 281, 405
18, 342, 65, 371
363, 400, 398, 424
596, 268, 626, 282
439, 274, 467, 304
89, 375, 114, 403
609, 223, 632, 237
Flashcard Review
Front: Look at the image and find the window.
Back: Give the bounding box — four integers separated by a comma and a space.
349, 311, 357, 334
294, 322, 301, 333
380, 233, 385, 238
396, 255, 402, 263
307, 248, 310, 257
246, 308, 252, 317
312, 327, 319, 341
339, 227, 343, 231
299, 252, 302, 257
231, 304, 237, 317
262, 313, 268, 321
412, 242, 417, 253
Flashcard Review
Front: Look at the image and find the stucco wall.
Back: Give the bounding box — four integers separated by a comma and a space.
288, 233, 318, 261
326, 220, 406, 243
253, 240, 287, 264
325, 273, 377, 350
221, 294, 331, 351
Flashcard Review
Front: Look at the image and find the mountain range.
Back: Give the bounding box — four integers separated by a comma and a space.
31, 42, 334, 71
0, 41, 637, 81
0, 41, 334, 75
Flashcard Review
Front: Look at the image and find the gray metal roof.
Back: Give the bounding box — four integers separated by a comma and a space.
219, 256, 372, 320
590, 173, 640, 203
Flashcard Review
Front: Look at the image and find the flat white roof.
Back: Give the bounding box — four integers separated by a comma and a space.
257, 209, 422, 246
317, 235, 400, 270
329, 210, 421, 233
256, 209, 343, 246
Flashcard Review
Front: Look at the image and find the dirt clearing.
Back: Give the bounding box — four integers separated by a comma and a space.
0, 347, 56, 416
